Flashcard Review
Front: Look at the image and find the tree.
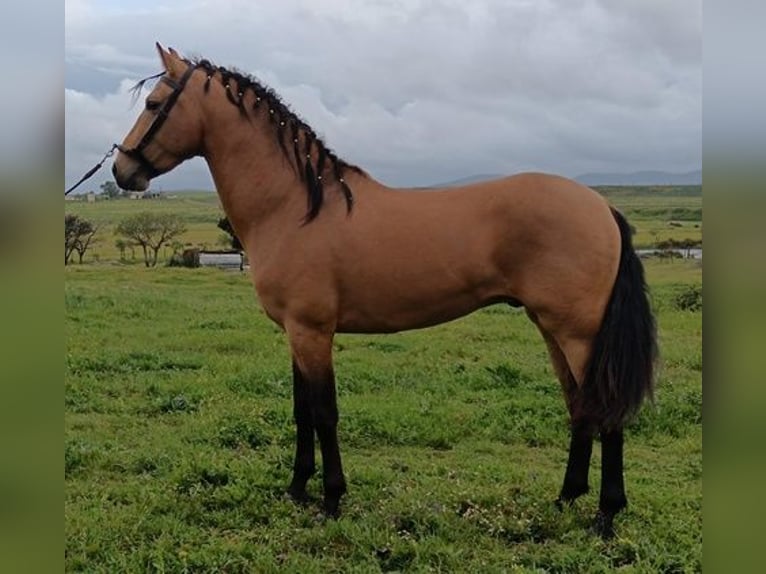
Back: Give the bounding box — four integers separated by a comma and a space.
115, 239, 128, 261
73, 232, 99, 264
115, 212, 187, 267
100, 180, 121, 199
65, 214, 80, 264
65, 214, 99, 265
170, 240, 185, 257
217, 217, 243, 250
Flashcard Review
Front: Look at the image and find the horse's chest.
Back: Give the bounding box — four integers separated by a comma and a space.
251, 265, 338, 329
250, 269, 288, 326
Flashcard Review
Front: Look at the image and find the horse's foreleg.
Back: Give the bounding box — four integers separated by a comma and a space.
312, 368, 346, 517
287, 361, 316, 503
595, 428, 627, 539
287, 326, 346, 517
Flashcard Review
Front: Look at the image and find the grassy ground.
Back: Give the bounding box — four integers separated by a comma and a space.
595, 186, 702, 248
65, 254, 702, 572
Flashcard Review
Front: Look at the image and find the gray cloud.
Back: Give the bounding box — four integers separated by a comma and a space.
65, 0, 701, 190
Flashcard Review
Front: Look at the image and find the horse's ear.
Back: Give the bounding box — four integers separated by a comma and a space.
156, 42, 171, 70
155, 42, 183, 78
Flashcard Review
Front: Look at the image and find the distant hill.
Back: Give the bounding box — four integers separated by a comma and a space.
430, 173, 505, 188
575, 170, 702, 186
430, 169, 702, 188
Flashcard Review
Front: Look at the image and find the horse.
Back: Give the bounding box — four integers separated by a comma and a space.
112, 44, 657, 539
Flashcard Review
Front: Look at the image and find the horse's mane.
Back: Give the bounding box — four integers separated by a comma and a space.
189, 57, 364, 221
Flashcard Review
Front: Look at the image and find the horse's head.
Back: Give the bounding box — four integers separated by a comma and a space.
112, 43, 204, 191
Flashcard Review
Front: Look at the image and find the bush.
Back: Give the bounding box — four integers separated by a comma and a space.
674, 284, 702, 312
168, 248, 200, 268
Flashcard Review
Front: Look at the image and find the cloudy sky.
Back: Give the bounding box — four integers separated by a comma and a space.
65, 0, 701, 191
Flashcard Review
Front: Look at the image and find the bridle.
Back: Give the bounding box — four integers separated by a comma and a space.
117, 63, 197, 178
64, 62, 198, 195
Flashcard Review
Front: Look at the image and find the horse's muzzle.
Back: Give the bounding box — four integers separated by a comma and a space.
112, 156, 149, 191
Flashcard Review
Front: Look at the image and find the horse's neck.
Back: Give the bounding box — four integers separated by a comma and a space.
199, 101, 385, 256
201, 106, 305, 240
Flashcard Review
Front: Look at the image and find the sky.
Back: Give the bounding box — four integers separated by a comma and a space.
65, 0, 702, 191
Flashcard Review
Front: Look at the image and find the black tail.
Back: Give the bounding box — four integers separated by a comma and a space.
581, 209, 658, 430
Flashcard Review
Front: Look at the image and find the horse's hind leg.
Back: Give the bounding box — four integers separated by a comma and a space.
544, 329, 628, 538
549, 339, 596, 507
559, 419, 596, 507
595, 428, 627, 539
529, 315, 595, 507
551, 334, 629, 538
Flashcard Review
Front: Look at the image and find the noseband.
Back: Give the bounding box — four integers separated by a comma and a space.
118, 63, 197, 178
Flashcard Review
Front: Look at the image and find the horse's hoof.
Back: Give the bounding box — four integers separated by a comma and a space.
593, 511, 615, 540
323, 497, 341, 519
286, 485, 312, 506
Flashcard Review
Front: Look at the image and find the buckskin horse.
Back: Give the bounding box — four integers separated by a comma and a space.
112, 44, 657, 538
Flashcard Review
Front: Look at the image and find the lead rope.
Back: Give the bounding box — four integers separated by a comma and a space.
64, 144, 119, 196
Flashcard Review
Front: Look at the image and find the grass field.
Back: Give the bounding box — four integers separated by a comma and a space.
596, 186, 702, 248
65, 226, 702, 573
65, 191, 226, 262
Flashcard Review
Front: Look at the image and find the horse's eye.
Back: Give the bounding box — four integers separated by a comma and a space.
145, 100, 161, 111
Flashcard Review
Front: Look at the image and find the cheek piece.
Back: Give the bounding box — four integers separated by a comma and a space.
117, 63, 197, 178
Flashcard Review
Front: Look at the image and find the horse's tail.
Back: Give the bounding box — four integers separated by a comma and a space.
581, 208, 658, 430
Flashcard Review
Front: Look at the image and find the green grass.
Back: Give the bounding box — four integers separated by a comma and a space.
594, 186, 702, 249
65, 256, 702, 572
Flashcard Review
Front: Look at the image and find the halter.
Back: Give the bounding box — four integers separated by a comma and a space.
117, 63, 197, 178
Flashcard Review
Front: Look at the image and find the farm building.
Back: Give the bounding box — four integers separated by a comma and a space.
198, 250, 245, 270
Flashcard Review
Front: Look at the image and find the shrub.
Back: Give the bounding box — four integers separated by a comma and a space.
168, 248, 200, 268
674, 284, 702, 312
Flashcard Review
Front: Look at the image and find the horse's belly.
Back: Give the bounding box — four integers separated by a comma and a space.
337, 304, 479, 334
335, 284, 502, 334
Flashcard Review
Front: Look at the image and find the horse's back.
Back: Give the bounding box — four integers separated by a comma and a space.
386, 171, 621, 300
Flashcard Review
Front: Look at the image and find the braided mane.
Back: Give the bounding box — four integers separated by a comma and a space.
192, 58, 364, 221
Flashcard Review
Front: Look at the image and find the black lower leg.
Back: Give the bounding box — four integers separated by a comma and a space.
287, 362, 315, 503
595, 428, 627, 539
557, 418, 594, 508
311, 371, 346, 517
